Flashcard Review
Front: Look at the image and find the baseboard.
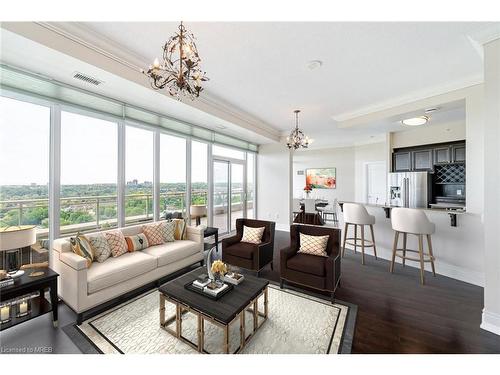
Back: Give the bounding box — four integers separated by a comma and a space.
481, 309, 500, 335
373, 247, 485, 287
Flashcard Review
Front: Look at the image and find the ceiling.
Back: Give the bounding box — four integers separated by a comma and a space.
1, 22, 498, 148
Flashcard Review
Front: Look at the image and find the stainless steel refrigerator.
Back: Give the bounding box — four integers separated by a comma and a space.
388, 172, 430, 208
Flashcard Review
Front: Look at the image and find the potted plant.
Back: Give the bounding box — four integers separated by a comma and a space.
304, 184, 313, 198
211, 260, 228, 284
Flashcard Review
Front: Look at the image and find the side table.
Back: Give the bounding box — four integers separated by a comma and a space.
0, 267, 59, 330
203, 227, 219, 253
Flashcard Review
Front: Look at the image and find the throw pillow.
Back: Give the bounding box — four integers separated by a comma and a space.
241, 225, 265, 244
172, 218, 187, 240
104, 230, 128, 257
69, 233, 95, 267
125, 233, 149, 252
298, 233, 329, 257
88, 233, 112, 263
142, 221, 175, 246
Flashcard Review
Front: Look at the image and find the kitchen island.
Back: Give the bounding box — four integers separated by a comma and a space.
336, 201, 483, 286
338, 201, 466, 226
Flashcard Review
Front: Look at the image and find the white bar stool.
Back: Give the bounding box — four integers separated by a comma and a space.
390, 207, 436, 284
342, 203, 377, 265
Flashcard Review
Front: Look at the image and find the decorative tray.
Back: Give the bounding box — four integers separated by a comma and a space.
184, 280, 234, 301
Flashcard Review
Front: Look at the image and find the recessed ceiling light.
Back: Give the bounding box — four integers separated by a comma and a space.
215, 124, 226, 130
401, 116, 429, 126
307, 60, 323, 70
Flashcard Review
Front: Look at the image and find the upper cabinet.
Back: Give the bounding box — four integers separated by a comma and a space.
434, 146, 451, 164
392, 141, 465, 172
452, 144, 466, 162
412, 149, 434, 171
393, 151, 412, 172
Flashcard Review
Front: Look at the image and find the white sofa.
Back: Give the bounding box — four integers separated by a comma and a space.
51, 222, 204, 323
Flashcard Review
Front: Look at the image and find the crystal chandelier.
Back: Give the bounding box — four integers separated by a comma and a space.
286, 110, 310, 150
142, 22, 209, 100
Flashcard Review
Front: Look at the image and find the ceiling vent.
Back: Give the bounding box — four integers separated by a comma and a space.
72, 72, 103, 86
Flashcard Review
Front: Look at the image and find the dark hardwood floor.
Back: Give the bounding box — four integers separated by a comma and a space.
258, 230, 500, 353
1, 230, 499, 354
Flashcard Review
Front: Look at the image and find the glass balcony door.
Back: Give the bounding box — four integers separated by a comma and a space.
212, 158, 247, 234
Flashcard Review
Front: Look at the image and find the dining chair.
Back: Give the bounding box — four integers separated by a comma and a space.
304, 199, 317, 214
292, 198, 302, 220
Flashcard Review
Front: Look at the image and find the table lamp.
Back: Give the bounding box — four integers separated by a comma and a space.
190, 205, 207, 226
0, 225, 36, 278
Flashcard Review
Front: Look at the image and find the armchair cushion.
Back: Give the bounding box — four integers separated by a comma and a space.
287, 253, 326, 277
297, 233, 329, 257
223, 242, 256, 260
241, 225, 265, 244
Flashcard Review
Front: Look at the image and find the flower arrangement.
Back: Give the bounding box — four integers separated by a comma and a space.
303, 184, 312, 192
211, 260, 228, 276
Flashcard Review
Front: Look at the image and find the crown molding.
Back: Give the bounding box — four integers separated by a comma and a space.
35, 22, 147, 72
333, 75, 483, 124
468, 24, 500, 46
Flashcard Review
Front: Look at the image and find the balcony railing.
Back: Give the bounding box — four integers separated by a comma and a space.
0, 189, 254, 238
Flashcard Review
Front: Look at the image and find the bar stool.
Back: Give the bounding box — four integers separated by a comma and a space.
342, 203, 377, 265
390, 207, 436, 285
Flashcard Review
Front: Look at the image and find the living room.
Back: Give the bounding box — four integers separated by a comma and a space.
1, 1, 500, 373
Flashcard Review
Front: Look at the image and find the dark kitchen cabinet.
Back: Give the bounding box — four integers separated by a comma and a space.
434, 147, 451, 164
452, 144, 466, 162
412, 149, 433, 171
393, 151, 411, 172
392, 140, 465, 172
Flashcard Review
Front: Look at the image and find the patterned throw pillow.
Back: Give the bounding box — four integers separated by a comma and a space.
142, 221, 175, 246
125, 233, 149, 252
298, 233, 329, 257
104, 230, 128, 258
241, 226, 265, 244
69, 233, 94, 267
88, 233, 112, 263
172, 218, 187, 240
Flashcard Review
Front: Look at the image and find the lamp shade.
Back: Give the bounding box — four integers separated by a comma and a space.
0, 225, 37, 251
190, 205, 207, 217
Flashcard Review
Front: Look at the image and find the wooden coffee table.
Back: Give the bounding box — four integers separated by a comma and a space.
158, 268, 269, 354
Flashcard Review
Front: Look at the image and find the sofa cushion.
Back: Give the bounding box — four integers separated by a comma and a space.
142, 240, 200, 267
143, 221, 175, 246
88, 233, 112, 263
69, 233, 94, 268
104, 230, 128, 258
287, 253, 326, 277
223, 242, 256, 260
87, 252, 156, 294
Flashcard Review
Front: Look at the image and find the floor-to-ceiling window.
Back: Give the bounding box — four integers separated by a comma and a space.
0, 97, 50, 242
212, 145, 247, 233
60, 111, 118, 235
125, 125, 154, 224
247, 152, 256, 219
191, 140, 208, 225
160, 133, 186, 218
0, 89, 258, 242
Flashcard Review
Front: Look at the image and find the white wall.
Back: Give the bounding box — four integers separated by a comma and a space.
392, 120, 466, 148
257, 143, 292, 230
481, 38, 500, 335
292, 146, 355, 202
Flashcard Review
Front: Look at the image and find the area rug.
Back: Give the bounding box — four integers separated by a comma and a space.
69, 284, 356, 354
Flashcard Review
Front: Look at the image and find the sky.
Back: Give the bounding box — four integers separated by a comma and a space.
0, 96, 246, 186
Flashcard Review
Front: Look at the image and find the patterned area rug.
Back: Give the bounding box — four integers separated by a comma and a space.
75, 285, 355, 354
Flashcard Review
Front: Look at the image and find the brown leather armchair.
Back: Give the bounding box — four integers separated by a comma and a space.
280, 224, 341, 302
222, 218, 276, 275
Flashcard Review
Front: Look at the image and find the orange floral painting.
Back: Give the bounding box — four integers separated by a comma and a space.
306, 168, 336, 189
